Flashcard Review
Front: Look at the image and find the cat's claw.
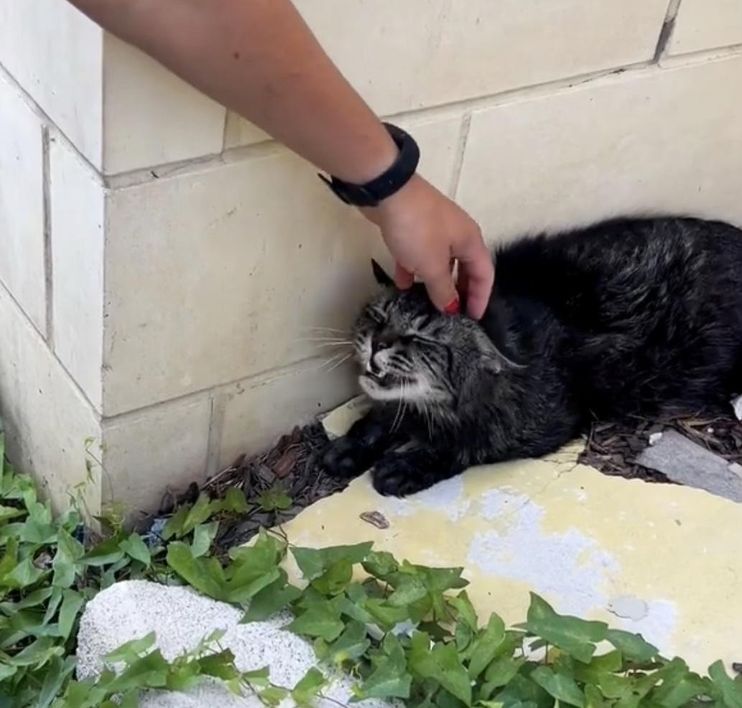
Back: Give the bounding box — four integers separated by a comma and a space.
321, 437, 373, 480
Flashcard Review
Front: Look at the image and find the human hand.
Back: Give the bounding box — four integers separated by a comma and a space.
360, 175, 494, 319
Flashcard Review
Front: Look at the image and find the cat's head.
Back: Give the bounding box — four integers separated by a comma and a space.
352, 261, 510, 407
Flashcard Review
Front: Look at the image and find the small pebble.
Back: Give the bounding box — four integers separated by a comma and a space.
359, 511, 390, 530
648, 432, 663, 446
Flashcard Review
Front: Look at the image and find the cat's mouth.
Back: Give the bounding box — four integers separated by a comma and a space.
361, 371, 397, 388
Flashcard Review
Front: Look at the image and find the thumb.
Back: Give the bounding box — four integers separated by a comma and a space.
423, 268, 460, 314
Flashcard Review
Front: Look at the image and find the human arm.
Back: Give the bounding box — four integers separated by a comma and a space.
66, 0, 494, 317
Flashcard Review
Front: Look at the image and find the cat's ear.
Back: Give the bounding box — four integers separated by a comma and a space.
371, 259, 394, 287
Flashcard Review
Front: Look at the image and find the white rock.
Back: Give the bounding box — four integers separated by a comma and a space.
76, 580, 390, 707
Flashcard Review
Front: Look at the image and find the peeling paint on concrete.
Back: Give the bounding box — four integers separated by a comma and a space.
280, 399, 742, 672
468, 497, 619, 616
608, 595, 649, 620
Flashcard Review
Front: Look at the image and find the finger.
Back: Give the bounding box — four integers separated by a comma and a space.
459, 246, 494, 319
394, 262, 415, 289
422, 266, 460, 314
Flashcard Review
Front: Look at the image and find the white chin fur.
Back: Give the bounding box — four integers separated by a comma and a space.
359, 375, 435, 403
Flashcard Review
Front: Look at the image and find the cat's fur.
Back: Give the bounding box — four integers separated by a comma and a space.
322, 217, 742, 497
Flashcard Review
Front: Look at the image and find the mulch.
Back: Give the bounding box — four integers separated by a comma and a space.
579, 408, 742, 484
200, 422, 349, 549
141, 400, 742, 550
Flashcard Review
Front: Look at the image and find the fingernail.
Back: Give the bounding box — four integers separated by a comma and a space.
444, 298, 460, 315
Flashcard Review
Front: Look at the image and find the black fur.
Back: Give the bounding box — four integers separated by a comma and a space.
322, 217, 742, 496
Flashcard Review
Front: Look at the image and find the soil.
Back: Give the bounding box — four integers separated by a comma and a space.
199, 422, 349, 549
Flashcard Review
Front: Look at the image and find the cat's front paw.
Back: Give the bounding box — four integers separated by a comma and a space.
371, 457, 430, 497
321, 436, 374, 480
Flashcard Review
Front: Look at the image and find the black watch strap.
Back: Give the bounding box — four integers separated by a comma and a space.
318, 123, 420, 207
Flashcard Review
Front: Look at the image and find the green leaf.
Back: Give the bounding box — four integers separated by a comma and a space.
572, 650, 624, 685
292, 542, 373, 581
362, 550, 399, 580
219, 487, 250, 514
491, 672, 551, 707
37, 655, 76, 708
326, 621, 370, 664
17, 519, 58, 544
242, 572, 301, 622
605, 628, 658, 662
484, 656, 525, 689
191, 522, 219, 558
259, 685, 289, 705
288, 601, 345, 642
291, 667, 327, 705
57, 589, 85, 641
584, 683, 609, 708
387, 573, 429, 607
0, 504, 24, 523
531, 666, 585, 707
104, 631, 157, 663
181, 494, 220, 536
652, 668, 708, 708
52, 528, 83, 587
355, 641, 412, 701
468, 613, 506, 679
8, 636, 62, 668
363, 598, 412, 629
312, 560, 354, 596
166, 542, 226, 600
525, 593, 607, 663
257, 486, 293, 512
709, 661, 742, 708
0, 536, 19, 579
409, 632, 472, 706
119, 533, 151, 566
105, 649, 169, 692
449, 591, 478, 629
162, 504, 191, 540
81, 534, 126, 567
241, 666, 271, 688
2, 556, 46, 589
223, 532, 285, 603
0, 586, 54, 612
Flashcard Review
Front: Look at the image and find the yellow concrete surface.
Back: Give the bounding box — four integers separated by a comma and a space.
281, 399, 742, 673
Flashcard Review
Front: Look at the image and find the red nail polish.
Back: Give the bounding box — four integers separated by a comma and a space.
444, 298, 460, 315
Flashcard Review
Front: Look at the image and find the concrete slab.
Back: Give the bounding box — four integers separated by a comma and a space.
279, 399, 742, 673
76, 398, 742, 702
636, 429, 742, 502
76, 580, 390, 707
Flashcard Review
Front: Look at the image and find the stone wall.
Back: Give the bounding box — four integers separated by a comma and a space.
1, 0, 742, 514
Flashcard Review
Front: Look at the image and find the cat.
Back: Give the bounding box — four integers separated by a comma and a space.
321, 216, 742, 497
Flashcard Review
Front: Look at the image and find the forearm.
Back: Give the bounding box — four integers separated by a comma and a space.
68, 0, 397, 182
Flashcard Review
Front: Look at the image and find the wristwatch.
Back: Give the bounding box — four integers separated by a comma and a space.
318, 123, 420, 207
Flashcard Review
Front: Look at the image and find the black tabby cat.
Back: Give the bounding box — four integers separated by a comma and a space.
322, 217, 742, 497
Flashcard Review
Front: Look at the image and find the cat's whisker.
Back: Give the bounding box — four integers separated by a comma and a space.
325, 352, 353, 373
313, 351, 348, 373
309, 341, 354, 349
295, 336, 353, 343
301, 326, 350, 336
391, 382, 406, 433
